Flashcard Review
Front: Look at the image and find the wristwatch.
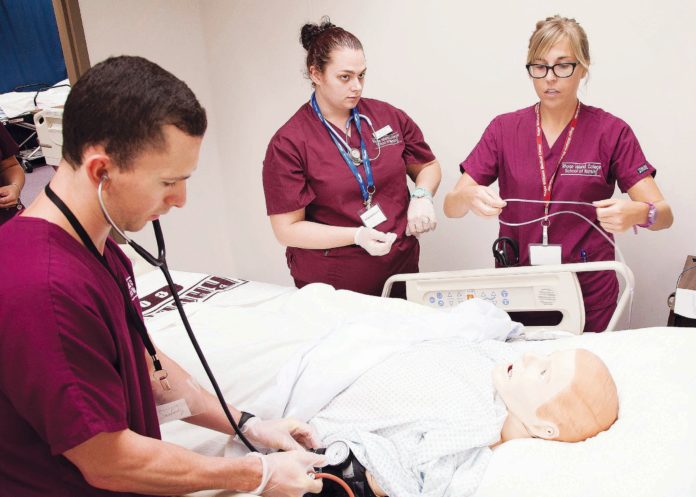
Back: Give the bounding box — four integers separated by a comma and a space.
411, 187, 433, 200
238, 411, 256, 431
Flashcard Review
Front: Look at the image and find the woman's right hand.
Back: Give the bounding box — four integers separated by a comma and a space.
261, 451, 325, 497
354, 226, 397, 256
460, 184, 506, 217
444, 172, 506, 219
0, 183, 21, 208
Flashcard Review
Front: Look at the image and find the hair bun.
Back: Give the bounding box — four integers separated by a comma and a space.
300, 16, 336, 50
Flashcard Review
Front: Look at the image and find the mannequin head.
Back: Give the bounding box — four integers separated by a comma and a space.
493, 348, 618, 443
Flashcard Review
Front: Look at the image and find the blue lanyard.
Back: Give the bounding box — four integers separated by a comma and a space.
310, 93, 375, 205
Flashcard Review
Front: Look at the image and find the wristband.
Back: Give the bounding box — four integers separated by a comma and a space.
633, 201, 657, 234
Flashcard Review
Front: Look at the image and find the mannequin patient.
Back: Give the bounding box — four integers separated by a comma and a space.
317, 347, 619, 497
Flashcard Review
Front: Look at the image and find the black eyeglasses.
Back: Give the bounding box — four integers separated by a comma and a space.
526, 62, 578, 79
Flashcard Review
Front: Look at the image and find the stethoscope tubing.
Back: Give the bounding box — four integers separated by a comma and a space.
97, 177, 258, 453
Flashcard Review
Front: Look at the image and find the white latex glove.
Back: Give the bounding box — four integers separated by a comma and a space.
247, 451, 326, 497
464, 185, 507, 217
406, 197, 437, 236
354, 226, 397, 256
242, 417, 320, 451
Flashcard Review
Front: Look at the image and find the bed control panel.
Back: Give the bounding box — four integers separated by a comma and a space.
404, 268, 584, 334
425, 287, 527, 308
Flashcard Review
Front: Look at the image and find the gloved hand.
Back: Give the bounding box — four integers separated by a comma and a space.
406, 197, 437, 236
247, 451, 326, 497
241, 417, 320, 451
354, 226, 397, 256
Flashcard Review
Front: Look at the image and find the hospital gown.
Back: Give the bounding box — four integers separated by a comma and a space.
246, 299, 522, 497
311, 339, 516, 497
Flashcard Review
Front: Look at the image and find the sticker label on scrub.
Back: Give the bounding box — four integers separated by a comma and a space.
529, 244, 562, 266
156, 398, 192, 424
359, 203, 387, 228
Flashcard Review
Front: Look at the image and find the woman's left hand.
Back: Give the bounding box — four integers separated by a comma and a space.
593, 198, 648, 233
0, 184, 21, 208
407, 197, 437, 236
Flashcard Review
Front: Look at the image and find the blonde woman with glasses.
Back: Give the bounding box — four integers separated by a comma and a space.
444, 15, 673, 332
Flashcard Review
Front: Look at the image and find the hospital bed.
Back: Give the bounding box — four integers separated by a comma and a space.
130, 256, 696, 497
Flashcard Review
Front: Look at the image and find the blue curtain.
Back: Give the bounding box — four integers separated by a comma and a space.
0, 0, 67, 93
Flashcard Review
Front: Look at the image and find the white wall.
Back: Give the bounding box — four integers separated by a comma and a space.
79, 0, 695, 328
78, 0, 234, 276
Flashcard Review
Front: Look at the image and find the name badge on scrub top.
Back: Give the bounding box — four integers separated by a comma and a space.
359, 203, 388, 228
529, 243, 562, 266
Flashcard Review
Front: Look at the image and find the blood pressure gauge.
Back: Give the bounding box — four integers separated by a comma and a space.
320, 440, 351, 467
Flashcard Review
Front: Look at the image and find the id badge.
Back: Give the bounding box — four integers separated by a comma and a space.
373, 125, 393, 140
359, 203, 387, 228
154, 376, 206, 424
674, 288, 696, 319
529, 244, 562, 266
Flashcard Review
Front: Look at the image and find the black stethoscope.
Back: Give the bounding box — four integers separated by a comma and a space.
44, 177, 258, 453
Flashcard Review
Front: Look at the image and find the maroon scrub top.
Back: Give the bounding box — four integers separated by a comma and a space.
0, 217, 160, 497
461, 104, 656, 332
263, 97, 436, 296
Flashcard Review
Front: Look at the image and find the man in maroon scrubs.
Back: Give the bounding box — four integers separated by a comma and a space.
0, 56, 323, 497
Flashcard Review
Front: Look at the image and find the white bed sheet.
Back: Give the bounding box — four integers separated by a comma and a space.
136, 271, 696, 497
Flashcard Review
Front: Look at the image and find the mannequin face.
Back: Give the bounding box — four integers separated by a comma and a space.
493, 350, 577, 439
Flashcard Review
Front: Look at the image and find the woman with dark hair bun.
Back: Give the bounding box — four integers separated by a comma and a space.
263, 17, 441, 297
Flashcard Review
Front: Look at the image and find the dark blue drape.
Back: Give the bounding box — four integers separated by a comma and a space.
0, 0, 67, 93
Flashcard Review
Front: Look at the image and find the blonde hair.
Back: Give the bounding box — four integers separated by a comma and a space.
537, 349, 619, 442
527, 15, 590, 74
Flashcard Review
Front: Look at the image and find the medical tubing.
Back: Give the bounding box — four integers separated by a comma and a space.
499, 199, 627, 265
500, 198, 634, 328
315, 473, 355, 497
158, 260, 258, 453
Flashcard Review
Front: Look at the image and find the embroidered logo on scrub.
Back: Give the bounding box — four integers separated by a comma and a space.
637, 164, 649, 174
126, 276, 138, 301
372, 131, 401, 148
560, 162, 602, 177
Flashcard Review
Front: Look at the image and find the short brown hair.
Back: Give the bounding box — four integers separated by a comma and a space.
62, 56, 207, 169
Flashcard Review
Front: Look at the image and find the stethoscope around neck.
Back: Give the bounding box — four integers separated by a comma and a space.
95, 175, 258, 452
310, 92, 382, 164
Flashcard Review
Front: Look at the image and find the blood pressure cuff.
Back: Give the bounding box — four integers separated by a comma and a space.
314, 452, 378, 497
